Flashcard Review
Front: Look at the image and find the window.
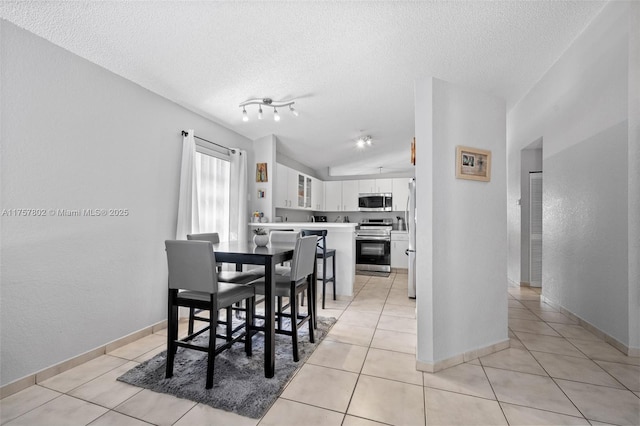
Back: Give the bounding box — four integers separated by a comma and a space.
195, 146, 230, 242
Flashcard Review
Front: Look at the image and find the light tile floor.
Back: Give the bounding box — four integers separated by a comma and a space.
2, 276, 639, 425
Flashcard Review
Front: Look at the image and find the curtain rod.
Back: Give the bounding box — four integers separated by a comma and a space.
181, 130, 236, 154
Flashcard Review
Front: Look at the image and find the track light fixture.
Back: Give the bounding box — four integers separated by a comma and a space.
356, 135, 372, 148
239, 98, 298, 122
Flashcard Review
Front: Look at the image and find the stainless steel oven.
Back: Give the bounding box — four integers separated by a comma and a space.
355, 219, 392, 274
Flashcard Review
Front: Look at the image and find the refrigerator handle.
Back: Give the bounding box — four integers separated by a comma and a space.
405, 196, 410, 234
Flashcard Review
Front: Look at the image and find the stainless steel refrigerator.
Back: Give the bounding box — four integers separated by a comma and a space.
406, 178, 416, 298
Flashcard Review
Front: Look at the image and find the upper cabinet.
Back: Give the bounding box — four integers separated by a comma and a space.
275, 161, 411, 212
342, 180, 359, 211
275, 163, 297, 208
276, 162, 320, 210
392, 178, 410, 211
324, 181, 342, 211
311, 178, 324, 211
358, 178, 393, 194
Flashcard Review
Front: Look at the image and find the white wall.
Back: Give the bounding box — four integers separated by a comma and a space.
627, 1, 640, 352
507, 2, 638, 350
415, 77, 507, 365
0, 21, 253, 386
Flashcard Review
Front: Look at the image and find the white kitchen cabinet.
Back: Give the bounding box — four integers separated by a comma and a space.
342, 180, 359, 211
275, 163, 297, 208
276, 163, 313, 209
311, 178, 324, 210
324, 181, 342, 211
359, 178, 393, 194
391, 232, 409, 269
392, 177, 410, 211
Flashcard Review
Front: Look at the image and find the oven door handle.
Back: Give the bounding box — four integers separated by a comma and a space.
356, 236, 391, 241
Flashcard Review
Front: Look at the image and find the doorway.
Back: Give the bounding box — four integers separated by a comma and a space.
520, 139, 543, 288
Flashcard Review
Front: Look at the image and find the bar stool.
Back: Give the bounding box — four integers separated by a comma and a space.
301, 229, 336, 309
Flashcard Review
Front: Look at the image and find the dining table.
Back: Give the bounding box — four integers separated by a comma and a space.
212, 240, 316, 378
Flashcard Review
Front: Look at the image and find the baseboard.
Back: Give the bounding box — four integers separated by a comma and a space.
0, 319, 167, 399
519, 281, 531, 287
416, 339, 509, 373
392, 268, 408, 274
540, 295, 637, 356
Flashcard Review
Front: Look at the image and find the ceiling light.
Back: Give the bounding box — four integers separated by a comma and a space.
356, 135, 372, 148
239, 98, 298, 122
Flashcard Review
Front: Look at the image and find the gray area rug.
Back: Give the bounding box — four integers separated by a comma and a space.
117, 316, 336, 419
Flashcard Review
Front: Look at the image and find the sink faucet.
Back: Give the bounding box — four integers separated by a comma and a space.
311, 216, 315, 222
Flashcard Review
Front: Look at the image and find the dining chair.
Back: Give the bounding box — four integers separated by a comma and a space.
251, 235, 317, 362
164, 240, 255, 389
301, 229, 336, 309
269, 230, 300, 274
187, 233, 264, 335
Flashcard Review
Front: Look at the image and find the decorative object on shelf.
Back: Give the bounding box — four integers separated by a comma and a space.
253, 228, 269, 246
455, 146, 491, 182
256, 162, 268, 182
239, 98, 298, 122
356, 135, 372, 148
257, 189, 266, 199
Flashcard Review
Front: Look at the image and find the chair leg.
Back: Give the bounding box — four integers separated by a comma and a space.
307, 281, 315, 344
332, 255, 337, 301
245, 297, 254, 356
188, 307, 195, 335
277, 297, 283, 330
226, 307, 233, 342
322, 258, 327, 310
166, 291, 178, 379
290, 284, 299, 362
206, 305, 218, 390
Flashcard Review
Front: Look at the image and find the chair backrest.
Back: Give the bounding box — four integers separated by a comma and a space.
290, 235, 318, 282
269, 230, 300, 244
165, 240, 218, 293
301, 229, 328, 253
187, 233, 220, 244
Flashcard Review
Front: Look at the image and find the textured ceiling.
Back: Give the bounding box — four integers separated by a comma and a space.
0, 1, 606, 176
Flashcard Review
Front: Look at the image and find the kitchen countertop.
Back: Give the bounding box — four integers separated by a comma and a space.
249, 222, 357, 229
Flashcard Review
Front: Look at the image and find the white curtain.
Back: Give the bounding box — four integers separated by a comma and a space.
229, 149, 248, 242
175, 129, 200, 239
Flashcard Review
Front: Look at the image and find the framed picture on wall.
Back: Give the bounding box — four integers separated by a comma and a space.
455, 146, 491, 182
411, 137, 416, 165
256, 162, 268, 182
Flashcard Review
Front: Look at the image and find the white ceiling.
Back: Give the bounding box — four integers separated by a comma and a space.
0, 1, 606, 177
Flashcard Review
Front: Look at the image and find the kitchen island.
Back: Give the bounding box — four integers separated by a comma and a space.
248, 222, 356, 297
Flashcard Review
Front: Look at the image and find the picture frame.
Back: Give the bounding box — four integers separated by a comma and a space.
455, 146, 491, 182
411, 137, 416, 165
256, 162, 268, 182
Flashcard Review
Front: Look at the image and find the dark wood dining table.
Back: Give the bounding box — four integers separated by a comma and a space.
212, 240, 316, 378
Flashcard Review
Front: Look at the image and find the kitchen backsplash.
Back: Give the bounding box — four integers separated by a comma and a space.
274, 208, 407, 230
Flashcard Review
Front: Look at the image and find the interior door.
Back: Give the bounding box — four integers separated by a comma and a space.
529, 172, 543, 287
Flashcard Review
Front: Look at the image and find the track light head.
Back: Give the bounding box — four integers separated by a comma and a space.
258, 105, 263, 120
289, 105, 299, 117
242, 107, 248, 122
273, 107, 280, 122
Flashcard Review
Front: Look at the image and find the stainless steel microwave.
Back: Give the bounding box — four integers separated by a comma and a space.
358, 193, 392, 211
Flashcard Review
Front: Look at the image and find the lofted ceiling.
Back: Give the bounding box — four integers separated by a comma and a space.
0, 1, 606, 177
